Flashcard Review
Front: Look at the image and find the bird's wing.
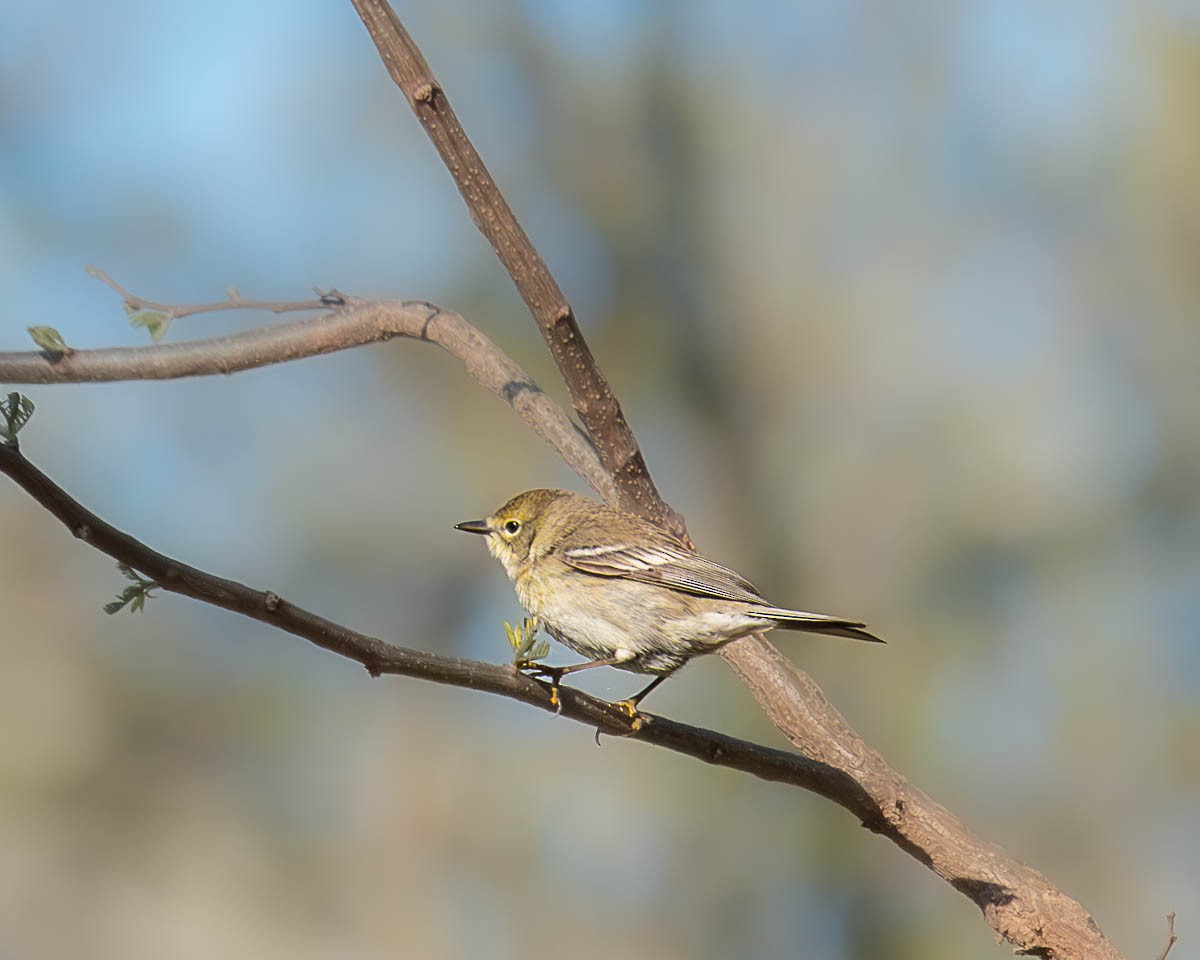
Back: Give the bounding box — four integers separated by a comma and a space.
560, 542, 767, 605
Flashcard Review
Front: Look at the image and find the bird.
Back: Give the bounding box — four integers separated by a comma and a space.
455, 488, 882, 711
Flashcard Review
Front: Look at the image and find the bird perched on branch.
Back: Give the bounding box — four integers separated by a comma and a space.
455, 488, 882, 713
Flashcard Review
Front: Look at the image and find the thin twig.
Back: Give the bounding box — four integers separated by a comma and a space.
349, 0, 685, 539
86, 266, 332, 320
1155, 912, 1177, 960
0, 291, 615, 503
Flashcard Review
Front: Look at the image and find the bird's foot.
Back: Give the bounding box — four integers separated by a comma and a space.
516, 661, 565, 714
611, 699, 645, 731
517, 661, 561, 680
609, 674, 667, 728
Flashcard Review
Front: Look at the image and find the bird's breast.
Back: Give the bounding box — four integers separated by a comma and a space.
512, 566, 547, 615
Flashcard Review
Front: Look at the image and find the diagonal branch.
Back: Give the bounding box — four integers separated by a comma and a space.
341, 6, 1129, 958
349, 0, 685, 538
0, 439, 868, 805
0, 294, 615, 503
720, 633, 1123, 959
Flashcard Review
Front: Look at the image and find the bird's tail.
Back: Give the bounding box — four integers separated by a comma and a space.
750, 607, 884, 643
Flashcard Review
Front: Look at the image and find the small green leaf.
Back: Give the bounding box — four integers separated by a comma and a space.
505, 617, 548, 665
103, 562, 157, 614
0, 393, 35, 446
104, 586, 138, 615
127, 309, 171, 342
27, 325, 72, 354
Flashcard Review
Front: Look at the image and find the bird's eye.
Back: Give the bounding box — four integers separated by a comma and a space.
504, 519, 521, 535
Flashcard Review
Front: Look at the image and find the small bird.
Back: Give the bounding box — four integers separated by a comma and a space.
455, 488, 882, 711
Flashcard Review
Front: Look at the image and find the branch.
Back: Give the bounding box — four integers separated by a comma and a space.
343, 6, 1128, 957
0, 293, 615, 504
349, 0, 684, 538
2, 306, 1128, 960
0, 431, 1130, 960
0, 440, 872, 805
1154, 912, 1177, 960
87, 264, 334, 321
720, 633, 1123, 959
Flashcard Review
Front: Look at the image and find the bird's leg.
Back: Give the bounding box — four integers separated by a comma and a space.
555, 655, 635, 678
520, 654, 635, 711
613, 674, 669, 720
530, 665, 566, 712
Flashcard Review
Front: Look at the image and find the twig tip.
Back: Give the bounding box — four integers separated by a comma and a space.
1155, 910, 1178, 960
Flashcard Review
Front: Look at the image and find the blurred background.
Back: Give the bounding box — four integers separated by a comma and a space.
1, 1, 1197, 957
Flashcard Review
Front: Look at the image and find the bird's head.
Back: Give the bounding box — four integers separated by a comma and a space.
454, 488, 574, 577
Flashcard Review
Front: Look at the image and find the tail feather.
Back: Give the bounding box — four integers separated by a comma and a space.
751, 607, 885, 644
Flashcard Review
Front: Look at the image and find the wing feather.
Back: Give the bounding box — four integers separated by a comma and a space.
561, 542, 767, 605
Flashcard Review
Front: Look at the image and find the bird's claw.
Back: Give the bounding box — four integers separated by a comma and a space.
613, 699, 645, 731
516, 660, 555, 677
516, 661, 564, 714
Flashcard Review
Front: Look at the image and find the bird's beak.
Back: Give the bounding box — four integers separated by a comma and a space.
454, 519, 491, 535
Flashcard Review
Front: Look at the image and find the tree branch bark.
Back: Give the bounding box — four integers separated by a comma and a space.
720, 634, 1122, 959
342, 4, 1129, 957
348, 0, 684, 538
0, 295, 615, 504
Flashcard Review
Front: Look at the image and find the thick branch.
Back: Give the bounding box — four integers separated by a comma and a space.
0, 441, 873, 805
338, 6, 1127, 958
349, 0, 684, 538
0, 297, 614, 504
720, 634, 1122, 960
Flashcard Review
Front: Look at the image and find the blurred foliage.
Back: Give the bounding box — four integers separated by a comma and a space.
1, 2, 1197, 959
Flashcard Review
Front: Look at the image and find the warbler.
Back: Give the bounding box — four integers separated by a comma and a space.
455, 489, 882, 709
